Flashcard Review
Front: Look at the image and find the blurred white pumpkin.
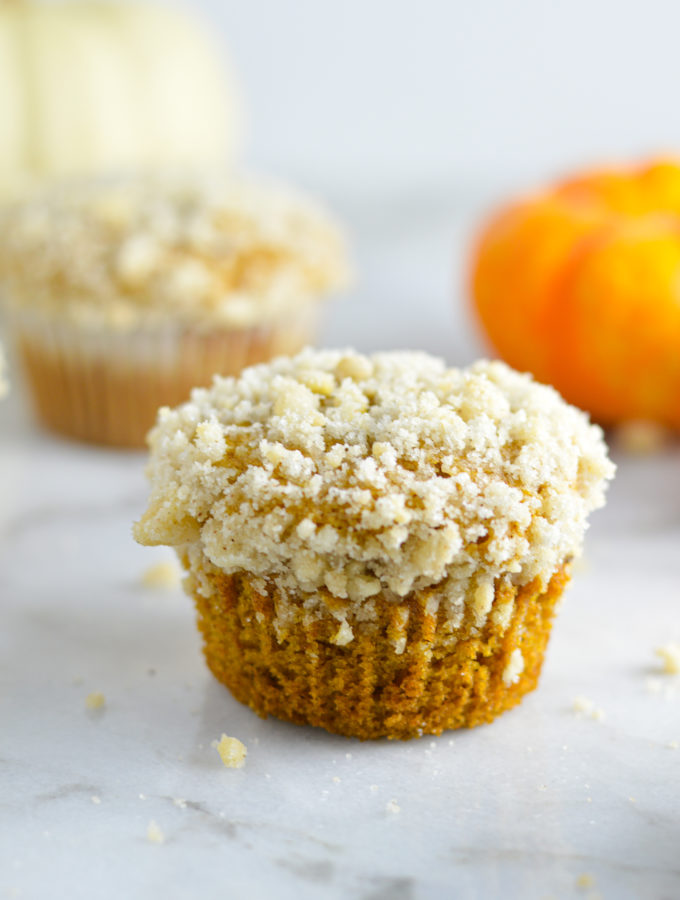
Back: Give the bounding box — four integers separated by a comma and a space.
0, 0, 242, 201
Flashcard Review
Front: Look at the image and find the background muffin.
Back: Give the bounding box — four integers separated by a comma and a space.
0, 173, 349, 447
0, 343, 7, 398
134, 349, 615, 740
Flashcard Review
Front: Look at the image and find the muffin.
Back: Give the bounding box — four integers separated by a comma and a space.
0, 173, 348, 447
134, 349, 615, 740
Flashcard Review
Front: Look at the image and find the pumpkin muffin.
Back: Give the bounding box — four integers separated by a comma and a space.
134, 349, 614, 740
0, 173, 348, 447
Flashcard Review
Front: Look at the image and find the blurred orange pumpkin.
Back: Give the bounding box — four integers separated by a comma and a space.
471, 158, 680, 428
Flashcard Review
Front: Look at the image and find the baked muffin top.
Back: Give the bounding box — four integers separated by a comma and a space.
0, 173, 349, 331
134, 349, 614, 627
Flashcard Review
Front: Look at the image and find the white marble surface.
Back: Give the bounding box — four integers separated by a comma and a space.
2, 191, 680, 900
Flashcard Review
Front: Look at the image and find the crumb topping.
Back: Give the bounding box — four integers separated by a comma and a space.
0, 174, 349, 331
502, 648, 525, 686
135, 350, 614, 633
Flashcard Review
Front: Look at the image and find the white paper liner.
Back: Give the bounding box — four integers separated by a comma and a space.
8, 305, 320, 447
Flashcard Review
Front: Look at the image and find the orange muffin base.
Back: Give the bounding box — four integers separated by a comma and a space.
15, 312, 317, 448
191, 563, 570, 740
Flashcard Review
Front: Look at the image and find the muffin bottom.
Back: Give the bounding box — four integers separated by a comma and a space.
193, 564, 570, 740
16, 312, 316, 448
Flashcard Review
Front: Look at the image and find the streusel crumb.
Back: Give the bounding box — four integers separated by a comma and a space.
656, 642, 680, 675
141, 560, 181, 590
502, 648, 525, 686
572, 697, 605, 721
85, 692, 106, 711
146, 820, 165, 844
214, 734, 247, 768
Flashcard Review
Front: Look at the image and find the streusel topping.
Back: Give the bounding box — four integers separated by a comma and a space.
134, 350, 614, 633
0, 174, 349, 331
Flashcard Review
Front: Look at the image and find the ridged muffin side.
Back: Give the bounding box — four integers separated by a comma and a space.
188, 548, 570, 740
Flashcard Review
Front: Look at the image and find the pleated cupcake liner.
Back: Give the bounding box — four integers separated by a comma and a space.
8, 305, 320, 448
190, 560, 571, 740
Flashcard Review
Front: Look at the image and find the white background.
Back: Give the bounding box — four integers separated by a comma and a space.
192, 0, 680, 191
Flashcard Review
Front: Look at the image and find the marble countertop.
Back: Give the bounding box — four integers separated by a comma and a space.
1, 190, 679, 900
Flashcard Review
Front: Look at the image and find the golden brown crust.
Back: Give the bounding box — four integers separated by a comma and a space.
191, 561, 570, 740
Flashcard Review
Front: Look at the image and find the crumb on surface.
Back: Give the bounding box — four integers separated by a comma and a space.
147, 820, 165, 844
576, 873, 595, 889
386, 799, 401, 814
655, 642, 680, 675
172, 798, 187, 809
141, 560, 181, 590
572, 696, 604, 721
667, 740, 678, 750
645, 676, 676, 701
85, 692, 106, 711
214, 734, 247, 769
332, 776, 341, 783
91, 796, 101, 805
